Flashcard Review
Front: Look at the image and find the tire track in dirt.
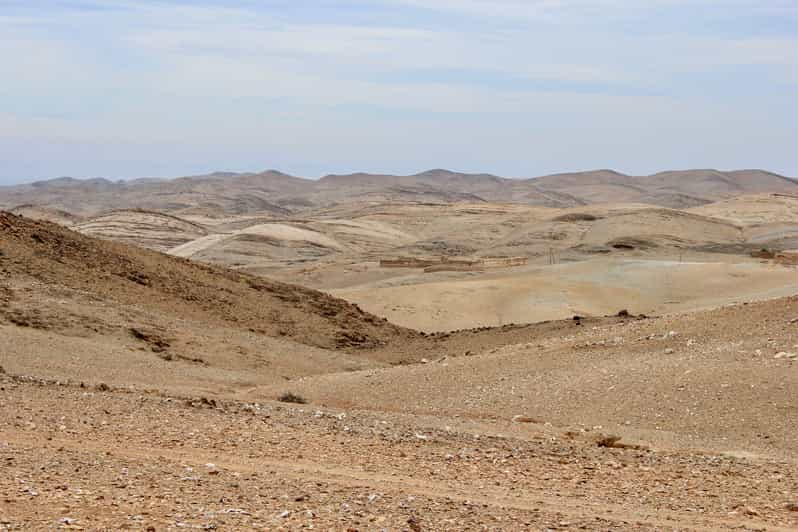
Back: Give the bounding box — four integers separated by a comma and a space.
2, 431, 790, 531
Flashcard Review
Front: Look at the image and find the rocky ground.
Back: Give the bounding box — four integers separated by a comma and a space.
2, 375, 798, 531
3, 210, 798, 530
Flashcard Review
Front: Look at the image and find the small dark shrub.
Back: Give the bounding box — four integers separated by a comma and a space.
553, 213, 599, 222
596, 434, 623, 448
278, 392, 307, 404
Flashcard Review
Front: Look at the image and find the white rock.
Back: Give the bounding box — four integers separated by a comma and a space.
223, 509, 251, 515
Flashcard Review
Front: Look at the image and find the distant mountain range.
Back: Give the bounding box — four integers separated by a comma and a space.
1, 168, 796, 215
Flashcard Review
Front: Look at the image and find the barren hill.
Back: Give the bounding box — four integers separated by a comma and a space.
0, 170, 305, 216
529, 168, 798, 208
2, 168, 795, 216
3, 209, 798, 529
8, 204, 83, 225
73, 209, 210, 251
260, 293, 798, 459
0, 211, 433, 392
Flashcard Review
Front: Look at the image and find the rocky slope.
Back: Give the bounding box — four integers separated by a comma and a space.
2, 208, 798, 529
0, 211, 422, 370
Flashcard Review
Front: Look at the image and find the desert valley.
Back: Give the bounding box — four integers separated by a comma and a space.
1, 168, 798, 530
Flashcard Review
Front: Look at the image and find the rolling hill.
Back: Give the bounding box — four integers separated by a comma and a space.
530, 169, 798, 208
1, 168, 795, 215
0, 211, 430, 392
3, 206, 798, 530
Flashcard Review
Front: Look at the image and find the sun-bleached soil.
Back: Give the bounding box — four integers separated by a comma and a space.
331, 257, 798, 331
2, 197, 798, 530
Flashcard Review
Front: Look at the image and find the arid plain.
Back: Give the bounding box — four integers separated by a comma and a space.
2, 168, 798, 530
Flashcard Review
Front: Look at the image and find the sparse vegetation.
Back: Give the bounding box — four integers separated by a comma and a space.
278, 392, 307, 404
553, 213, 599, 222
751, 248, 776, 259
595, 434, 648, 450
596, 434, 623, 447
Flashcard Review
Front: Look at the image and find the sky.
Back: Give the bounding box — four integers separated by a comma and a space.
0, 0, 796, 184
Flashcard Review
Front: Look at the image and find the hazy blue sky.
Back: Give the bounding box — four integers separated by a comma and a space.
1, 0, 796, 184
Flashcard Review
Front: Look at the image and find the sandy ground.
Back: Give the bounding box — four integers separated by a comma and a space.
331, 257, 798, 331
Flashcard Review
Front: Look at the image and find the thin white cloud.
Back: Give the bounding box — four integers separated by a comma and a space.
384, 0, 798, 18
0, 0, 795, 180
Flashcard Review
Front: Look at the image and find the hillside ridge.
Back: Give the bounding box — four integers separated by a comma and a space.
2, 168, 795, 215
0, 211, 420, 353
